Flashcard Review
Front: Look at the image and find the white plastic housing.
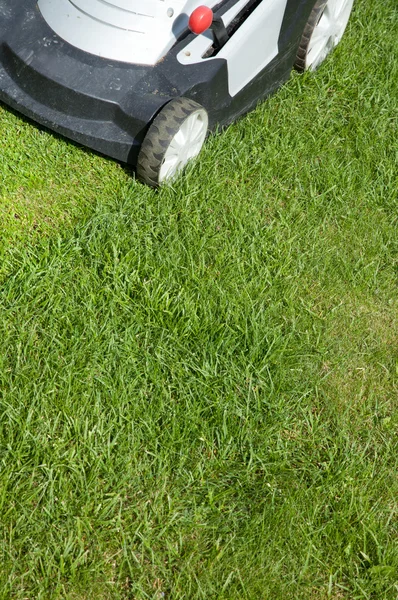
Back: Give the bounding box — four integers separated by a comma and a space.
38, 0, 220, 65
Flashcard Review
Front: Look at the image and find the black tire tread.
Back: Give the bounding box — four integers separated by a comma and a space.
295, 0, 328, 72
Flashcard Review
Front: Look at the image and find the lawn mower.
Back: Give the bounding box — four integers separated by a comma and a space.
0, 0, 355, 186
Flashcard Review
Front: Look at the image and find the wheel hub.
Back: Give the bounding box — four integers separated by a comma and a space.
159, 110, 208, 182
306, 0, 354, 70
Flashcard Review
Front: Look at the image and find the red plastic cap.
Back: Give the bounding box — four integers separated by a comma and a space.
188, 6, 214, 35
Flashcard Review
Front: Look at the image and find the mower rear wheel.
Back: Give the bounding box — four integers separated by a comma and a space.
295, 0, 355, 72
137, 97, 208, 187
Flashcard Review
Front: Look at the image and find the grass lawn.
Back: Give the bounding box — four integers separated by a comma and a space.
0, 0, 397, 598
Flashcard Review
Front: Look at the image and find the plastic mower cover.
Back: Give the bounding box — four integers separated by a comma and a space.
0, 0, 355, 186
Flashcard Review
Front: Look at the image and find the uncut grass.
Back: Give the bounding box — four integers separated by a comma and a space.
1, 0, 398, 598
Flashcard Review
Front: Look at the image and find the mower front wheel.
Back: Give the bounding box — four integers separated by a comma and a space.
295, 0, 355, 72
137, 97, 208, 187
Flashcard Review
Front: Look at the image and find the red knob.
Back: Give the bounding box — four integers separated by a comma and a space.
188, 6, 214, 35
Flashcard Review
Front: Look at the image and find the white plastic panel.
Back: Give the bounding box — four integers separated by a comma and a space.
38, 0, 220, 65
178, 0, 289, 96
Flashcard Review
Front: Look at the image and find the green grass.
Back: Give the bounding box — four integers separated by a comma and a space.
0, 0, 397, 598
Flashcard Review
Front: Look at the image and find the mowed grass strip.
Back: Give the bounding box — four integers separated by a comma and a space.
0, 0, 397, 598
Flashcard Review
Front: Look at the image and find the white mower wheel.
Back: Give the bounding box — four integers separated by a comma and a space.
295, 0, 355, 72
137, 97, 208, 187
